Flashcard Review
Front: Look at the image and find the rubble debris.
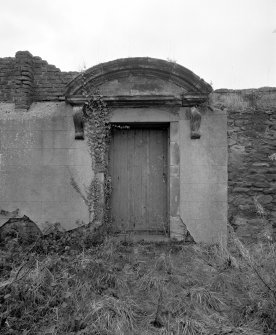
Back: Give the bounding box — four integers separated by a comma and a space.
0, 214, 42, 243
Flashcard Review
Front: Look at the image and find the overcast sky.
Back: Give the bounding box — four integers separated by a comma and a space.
0, 0, 275, 89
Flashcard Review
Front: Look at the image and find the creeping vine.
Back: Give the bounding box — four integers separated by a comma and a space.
79, 70, 113, 230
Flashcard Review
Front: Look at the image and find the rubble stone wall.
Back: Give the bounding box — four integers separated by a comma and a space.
0, 51, 77, 109
211, 88, 276, 242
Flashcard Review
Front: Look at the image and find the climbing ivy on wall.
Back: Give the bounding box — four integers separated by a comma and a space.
80, 70, 112, 230
83, 92, 111, 172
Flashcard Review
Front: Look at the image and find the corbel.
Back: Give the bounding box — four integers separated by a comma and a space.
190, 106, 202, 139
73, 108, 84, 140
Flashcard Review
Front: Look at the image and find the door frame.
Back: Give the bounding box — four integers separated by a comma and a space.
108, 121, 181, 237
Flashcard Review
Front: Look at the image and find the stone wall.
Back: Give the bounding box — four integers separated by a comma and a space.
211, 88, 276, 243
0, 51, 275, 243
0, 56, 16, 102
0, 51, 77, 109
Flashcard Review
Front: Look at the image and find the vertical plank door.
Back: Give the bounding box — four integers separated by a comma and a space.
109, 126, 168, 234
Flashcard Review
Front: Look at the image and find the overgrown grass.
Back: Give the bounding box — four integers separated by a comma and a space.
0, 229, 275, 334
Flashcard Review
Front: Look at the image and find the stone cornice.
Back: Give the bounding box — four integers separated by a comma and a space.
65, 58, 212, 105
66, 94, 209, 107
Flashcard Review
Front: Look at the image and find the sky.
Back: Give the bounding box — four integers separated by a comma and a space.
0, 0, 275, 89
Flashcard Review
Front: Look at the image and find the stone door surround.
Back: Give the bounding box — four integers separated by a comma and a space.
65, 57, 212, 238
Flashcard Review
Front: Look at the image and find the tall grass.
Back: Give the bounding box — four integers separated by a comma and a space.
0, 230, 275, 334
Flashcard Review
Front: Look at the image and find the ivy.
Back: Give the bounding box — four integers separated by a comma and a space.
79, 70, 112, 231
83, 92, 111, 172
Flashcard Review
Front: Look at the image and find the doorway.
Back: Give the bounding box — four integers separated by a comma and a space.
109, 124, 169, 234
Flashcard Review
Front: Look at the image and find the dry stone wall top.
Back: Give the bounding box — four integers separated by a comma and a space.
0, 51, 78, 109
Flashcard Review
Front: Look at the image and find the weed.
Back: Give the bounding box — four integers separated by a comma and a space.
1, 232, 276, 334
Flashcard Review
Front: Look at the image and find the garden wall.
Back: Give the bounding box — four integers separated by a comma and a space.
0, 102, 93, 231
0, 51, 275, 243
0, 51, 77, 109
211, 88, 276, 242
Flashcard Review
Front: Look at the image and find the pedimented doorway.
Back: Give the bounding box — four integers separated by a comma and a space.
66, 57, 227, 243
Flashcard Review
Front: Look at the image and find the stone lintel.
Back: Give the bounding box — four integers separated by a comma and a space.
66, 95, 182, 107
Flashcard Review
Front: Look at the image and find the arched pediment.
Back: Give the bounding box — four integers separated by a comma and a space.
65, 58, 212, 106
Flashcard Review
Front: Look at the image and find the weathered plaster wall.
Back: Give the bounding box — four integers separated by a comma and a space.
211, 88, 276, 243
0, 102, 93, 231
178, 107, 228, 243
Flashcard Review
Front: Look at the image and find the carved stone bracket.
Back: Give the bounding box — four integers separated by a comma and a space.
190, 106, 202, 139
73, 108, 84, 140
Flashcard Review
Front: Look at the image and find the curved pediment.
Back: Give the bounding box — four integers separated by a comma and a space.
65, 58, 212, 106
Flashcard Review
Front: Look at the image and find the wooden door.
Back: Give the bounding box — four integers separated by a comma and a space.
109, 125, 168, 234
